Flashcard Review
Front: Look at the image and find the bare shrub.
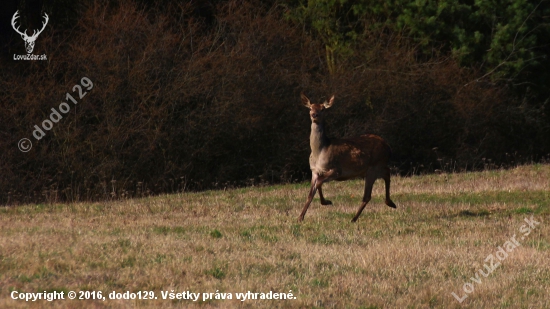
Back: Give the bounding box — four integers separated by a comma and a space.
1, 0, 546, 204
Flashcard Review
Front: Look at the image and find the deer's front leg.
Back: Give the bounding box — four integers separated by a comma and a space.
298, 174, 318, 222
318, 185, 332, 205
298, 170, 336, 221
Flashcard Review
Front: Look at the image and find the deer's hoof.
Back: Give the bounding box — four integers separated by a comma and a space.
321, 200, 332, 206
386, 200, 397, 208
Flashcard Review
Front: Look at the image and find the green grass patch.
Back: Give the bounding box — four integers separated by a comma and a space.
514, 207, 534, 214
210, 229, 223, 238
205, 266, 226, 280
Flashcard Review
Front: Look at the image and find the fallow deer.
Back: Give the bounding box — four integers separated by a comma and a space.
298, 93, 397, 222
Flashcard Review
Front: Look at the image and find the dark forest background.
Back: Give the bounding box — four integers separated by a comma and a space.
1, 0, 549, 204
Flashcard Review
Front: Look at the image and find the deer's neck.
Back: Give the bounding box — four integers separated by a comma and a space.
310, 122, 330, 156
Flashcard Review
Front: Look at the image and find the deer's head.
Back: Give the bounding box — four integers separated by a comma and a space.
301, 93, 334, 123
11, 11, 49, 54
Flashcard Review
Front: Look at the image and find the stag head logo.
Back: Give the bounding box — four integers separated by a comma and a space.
11, 11, 49, 54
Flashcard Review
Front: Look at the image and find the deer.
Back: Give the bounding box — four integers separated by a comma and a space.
11, 10, 49, 54
298, 93, 397, 222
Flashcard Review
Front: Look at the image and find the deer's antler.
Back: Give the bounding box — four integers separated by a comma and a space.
29, 12, 49, 39
11, 11, 27, 37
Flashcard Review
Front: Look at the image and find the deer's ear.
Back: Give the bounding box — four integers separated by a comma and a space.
301, 92, 311, 108
323, 95, 335, 109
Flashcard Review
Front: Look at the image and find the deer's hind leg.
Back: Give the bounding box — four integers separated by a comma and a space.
351, 169, 377, 222
383, 166, 397, 208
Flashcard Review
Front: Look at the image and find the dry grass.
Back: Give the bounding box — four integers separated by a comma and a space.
1, 164, 549, 308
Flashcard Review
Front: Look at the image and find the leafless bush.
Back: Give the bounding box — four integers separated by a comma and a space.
1, 0, 546, 205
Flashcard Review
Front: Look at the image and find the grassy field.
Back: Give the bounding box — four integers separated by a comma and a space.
1, 164, 549, 308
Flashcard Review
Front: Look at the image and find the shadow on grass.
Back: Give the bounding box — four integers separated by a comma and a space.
440, 209, 492, 219
457, 210, 491, 217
